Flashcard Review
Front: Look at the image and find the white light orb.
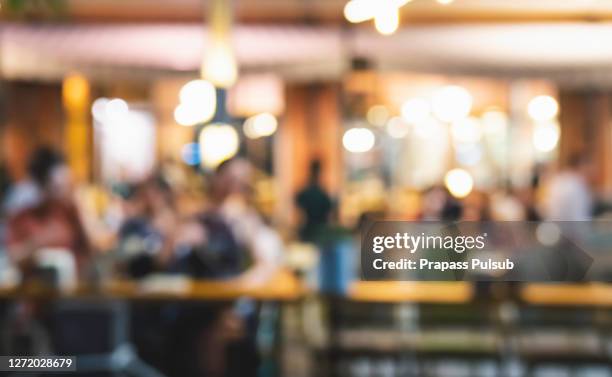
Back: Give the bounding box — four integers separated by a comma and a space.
176, 79, 216, 125
105, 98, 129, 122
532, 121, 560, 152
244, 112, 278, 138
91, 97, 109, 122
343, 0, 375, 23
451, 116, 482, 144
343, 127, 375, 153
201, 45, 238, 88
436, 0, 454, 4
527, 95, 558, 122
386, 116, 410, 138
444, 168, 474, 199
401, 98, 430, 124
374, 7, 400, 35
173, 103, 202, 127
179, 80, 216, 105
432, 85, 473, 123
199, 123, 240, 168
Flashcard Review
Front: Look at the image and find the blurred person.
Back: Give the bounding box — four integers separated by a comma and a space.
116, 177, 178, 278
543, 154, 594, 221
6, 147, 90, 277
420, 185, 462, 221
167, 157, 282, 377
295, 159, 334, 242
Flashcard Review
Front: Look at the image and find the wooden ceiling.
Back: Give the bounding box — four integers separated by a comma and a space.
5, 0, 612, 24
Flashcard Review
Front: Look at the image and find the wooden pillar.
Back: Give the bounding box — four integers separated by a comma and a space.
275, 83, 343, 228
2, 82, 63, 181
559, 90, 612, 194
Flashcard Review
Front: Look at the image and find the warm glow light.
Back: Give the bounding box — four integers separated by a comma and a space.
401, 98, 431, 124
367, 105, 390, 127
533, 121, 560, 152
179, 79, 216, 106
386, 116, 410, 138
202, 43, 238, 88
343, 0, 376, 23
174, 79, 216, 126
244, 112, 278, 139
63, 73, 90, 110
432, 85, 473, 123
528, 95, 559, 122
174, 103, 202, 127
451, 117, 482, 144
374, 6, 400, 35
199, 123, 240, 168
444, 168, 474, 198
343, 127, 375, 153
436, 0, 454, 4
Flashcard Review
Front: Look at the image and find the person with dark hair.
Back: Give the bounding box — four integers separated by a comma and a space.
167, 157, 281, 377
6, 146, 90, 276
295, 159, 334, 241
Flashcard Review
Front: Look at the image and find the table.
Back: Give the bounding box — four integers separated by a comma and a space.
348, 281, 473, 303
0, 269, 304, 301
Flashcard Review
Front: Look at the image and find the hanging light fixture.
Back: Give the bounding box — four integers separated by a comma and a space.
202, 0, 238, 88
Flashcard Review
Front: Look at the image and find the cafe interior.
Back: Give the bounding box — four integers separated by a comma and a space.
3, 0, 612, 376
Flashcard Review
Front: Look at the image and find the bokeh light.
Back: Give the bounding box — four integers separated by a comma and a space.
444, 168, 474, 198
181, 142, 201, 166
199, 123, 240, 168
432, 85, 473, 123
374, 7, 400, 35
105, 98, 129, 122
343, 0, 376, 23
367, 105, 390, 127
527, 95, 559, 122
175, 79, 216, 126
201, 44, 238, 88
91, 97, 109, 122
532, 121, 560, 152
243, 112, 278, 139
343, 127, 375, 153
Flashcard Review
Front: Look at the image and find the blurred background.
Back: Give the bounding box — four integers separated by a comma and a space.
2, 0, 612, 376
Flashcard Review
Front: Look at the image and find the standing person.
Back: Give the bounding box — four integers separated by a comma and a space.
295, 159, 333, 242
6, 147, 90, 276
544, 154, 594, 221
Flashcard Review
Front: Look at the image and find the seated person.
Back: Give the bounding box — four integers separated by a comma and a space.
6, 147, 90, 278
166, 158, 282, 377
